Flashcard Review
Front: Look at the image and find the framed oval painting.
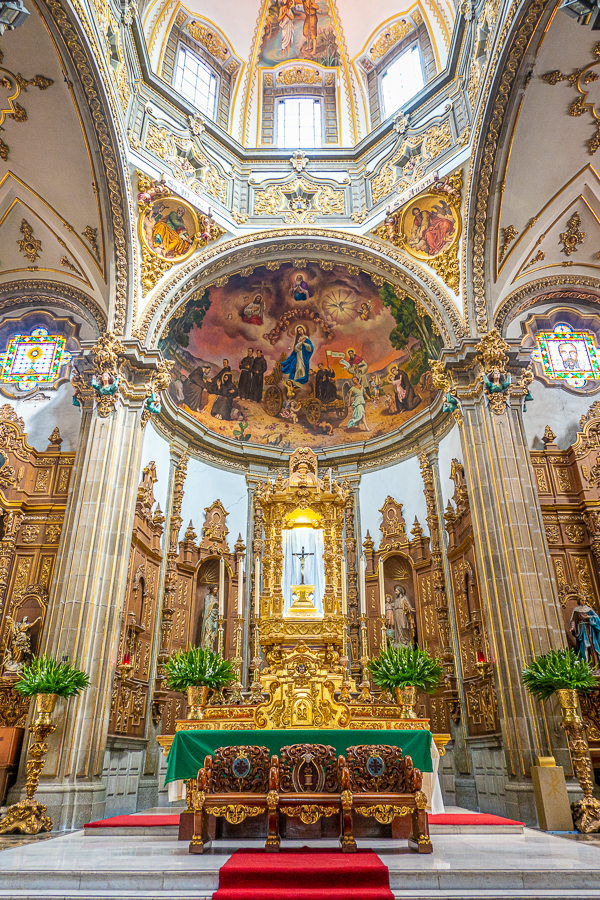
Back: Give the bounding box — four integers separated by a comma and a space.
139, 196, 200, 263
399, 192, 460, 260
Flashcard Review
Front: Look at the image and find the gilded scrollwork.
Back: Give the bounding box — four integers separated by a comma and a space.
253, 177, 345, 223
541, 43, 600, 155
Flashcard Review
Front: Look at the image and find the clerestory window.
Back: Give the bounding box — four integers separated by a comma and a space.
174, 45, 218, 119
381, 45, 424, 119
277, 97, 322, 149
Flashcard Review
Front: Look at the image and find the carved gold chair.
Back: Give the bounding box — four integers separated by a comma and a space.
189, 745, 279, 854
344, 744, 432, 853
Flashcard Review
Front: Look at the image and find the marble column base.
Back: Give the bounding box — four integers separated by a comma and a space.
7, 778, 106, 831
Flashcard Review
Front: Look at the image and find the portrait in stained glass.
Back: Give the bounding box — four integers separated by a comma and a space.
531, 324, 600, 389
0, 328, 72, 392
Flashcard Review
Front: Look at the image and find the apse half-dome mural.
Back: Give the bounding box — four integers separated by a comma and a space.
161, 264, 442, 450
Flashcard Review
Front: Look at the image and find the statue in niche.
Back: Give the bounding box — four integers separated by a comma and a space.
199, 585, 219, 651
392, 585, 415, 649
1, 615, 41, 674
570, 600, 600, 669
385, 593, 395, 646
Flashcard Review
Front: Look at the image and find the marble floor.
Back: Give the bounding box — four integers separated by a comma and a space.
0, 829, 600, 899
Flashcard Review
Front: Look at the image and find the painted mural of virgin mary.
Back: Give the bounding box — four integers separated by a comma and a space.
281, 324, 314, 384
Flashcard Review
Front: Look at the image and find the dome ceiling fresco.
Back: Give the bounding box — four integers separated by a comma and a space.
160, 263, 442, 450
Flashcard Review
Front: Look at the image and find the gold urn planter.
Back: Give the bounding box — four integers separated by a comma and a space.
187, 685, 210, 719
396, 685, 418, 719
556, 688, 600, 833
0, 692, 59, 835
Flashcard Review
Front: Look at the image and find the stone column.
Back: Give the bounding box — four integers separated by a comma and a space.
438, 330, 573, 825
8, 335, 172, 830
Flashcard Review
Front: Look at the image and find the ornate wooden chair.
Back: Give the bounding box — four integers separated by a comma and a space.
275, 743, 357, 852
189, 745, 279, 853
343, 744, 432, 853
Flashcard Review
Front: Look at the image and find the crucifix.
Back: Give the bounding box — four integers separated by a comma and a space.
292, 545, 314, 585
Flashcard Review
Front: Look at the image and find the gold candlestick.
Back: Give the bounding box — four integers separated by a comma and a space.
358, 615, 373, 702
229, 615, 245, 705
217, 615, 225, 655
557, 689, 600, 832
249, 614, 264, 703
0, 693, 58, 834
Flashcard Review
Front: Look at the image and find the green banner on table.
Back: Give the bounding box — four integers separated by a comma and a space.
164, 728, 433, 784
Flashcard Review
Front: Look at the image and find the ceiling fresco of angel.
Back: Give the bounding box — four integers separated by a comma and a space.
160, 263, 442, 450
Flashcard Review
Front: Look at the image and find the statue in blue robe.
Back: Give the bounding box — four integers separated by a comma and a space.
281, 325, 314, 385
570, 602, 600, 669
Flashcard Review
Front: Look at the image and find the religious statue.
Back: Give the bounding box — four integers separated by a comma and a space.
392, 586, 415, 649
385, 593, 395, 645
292, 546, 314, 585
199, 585, 219, 651
1, 615, 41, 675
570, 601, 600, 669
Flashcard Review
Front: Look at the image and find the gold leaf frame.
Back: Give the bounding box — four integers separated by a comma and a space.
396, 192, 461, 262
138, 195, 203, 265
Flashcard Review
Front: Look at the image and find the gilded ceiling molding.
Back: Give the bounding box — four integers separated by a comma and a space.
42, 0, 131, 336
469, 0, 550, 334
132, 229, 466, 348
0, 48, 53, 162
0, 280, 106, 332
493, 276, 600, 334
541, 42, 600, 155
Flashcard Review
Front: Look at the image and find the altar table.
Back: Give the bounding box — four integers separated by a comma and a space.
164, 728, 434, 785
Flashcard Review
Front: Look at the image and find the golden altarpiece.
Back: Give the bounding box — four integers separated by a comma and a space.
158, 449, 447, 760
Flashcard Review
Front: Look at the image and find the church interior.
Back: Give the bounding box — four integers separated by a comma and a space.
2, 0, 600, 896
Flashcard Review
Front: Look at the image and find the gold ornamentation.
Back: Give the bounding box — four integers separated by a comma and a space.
370, 123, 453, 206
476, 328, 511, 415
0, 693, 57, 834
34, 469, 50, 492
499, 225, 518, 264
559, 212, 585, 257
276, 67, 321, 85
186, 21, 228, 62
142, 129, 228, 207
141, 244, 174, 296
16, 220, 42, 263
566, 524, 586, 544
369, 19, 412, 61
541, 43, 600, 155
524, 249, 545, 270
355, 804, 412, 824
20, 525, 39, 544
206, 805, 262, 824
253, 177, 345, 223
82, 226, 99, 258
545, 524, 560, 543
0, 51, 53, 159
556, 689, 600, 832
429, 359, 462, 427
380, 171, 462, 293
280, 805, 337, 824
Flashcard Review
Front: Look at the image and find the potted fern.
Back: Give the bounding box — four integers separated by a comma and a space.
15, 654, 90, 724
522, 649, 600, 832
369, 645, 444, 718
164, 647, 235, 719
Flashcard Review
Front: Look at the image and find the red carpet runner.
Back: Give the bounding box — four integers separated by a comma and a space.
212, 848, 394, 900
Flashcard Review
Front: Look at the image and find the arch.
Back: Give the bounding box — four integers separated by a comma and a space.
136, 229, 466, 348
493, 277, 600, 336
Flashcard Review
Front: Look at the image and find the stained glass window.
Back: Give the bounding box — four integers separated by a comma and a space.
0, 328, 72, 391
531, 323, 600, 388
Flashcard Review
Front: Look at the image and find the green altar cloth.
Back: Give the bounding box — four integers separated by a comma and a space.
164, 729, 433, 784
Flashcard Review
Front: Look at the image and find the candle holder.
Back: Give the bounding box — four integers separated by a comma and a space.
119, 652, 133, 681
229, 616, 245, 705
0, 693, 57, 834
475, 650, 491, 679
217, 615, 225, 655
380, 616, 388, 653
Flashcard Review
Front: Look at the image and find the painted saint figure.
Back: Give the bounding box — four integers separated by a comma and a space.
315, 362, 337, 402
279, 0, 295, 57
250, 349, 268, 402
291, 273, 312, 302
347, 376, 369, 431
302, 0, 318, 55
151, 204, 193, 258
390, 365, 421, 413
281, 325, 314, 384
238, 349, 254, 400
570, 601, 600, 669
200, 585, 219, 651
408, 201, 455, 256
211, 372, 238, 421
183, 364, 212, 411
341, 349, 371, 397
242, 294, 264, 325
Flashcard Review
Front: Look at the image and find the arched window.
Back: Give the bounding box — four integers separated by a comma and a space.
277, 97, 322, 149
381, 45, 424, 119
174, 45, 218, 119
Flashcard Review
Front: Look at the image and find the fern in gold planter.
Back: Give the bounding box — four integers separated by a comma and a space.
0, 655, 90, 835
164, 647, 235, 719
369, 645, 443, 718
522, 649, 600, 833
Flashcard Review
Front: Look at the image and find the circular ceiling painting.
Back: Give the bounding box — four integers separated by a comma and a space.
160, 263, 442, 451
